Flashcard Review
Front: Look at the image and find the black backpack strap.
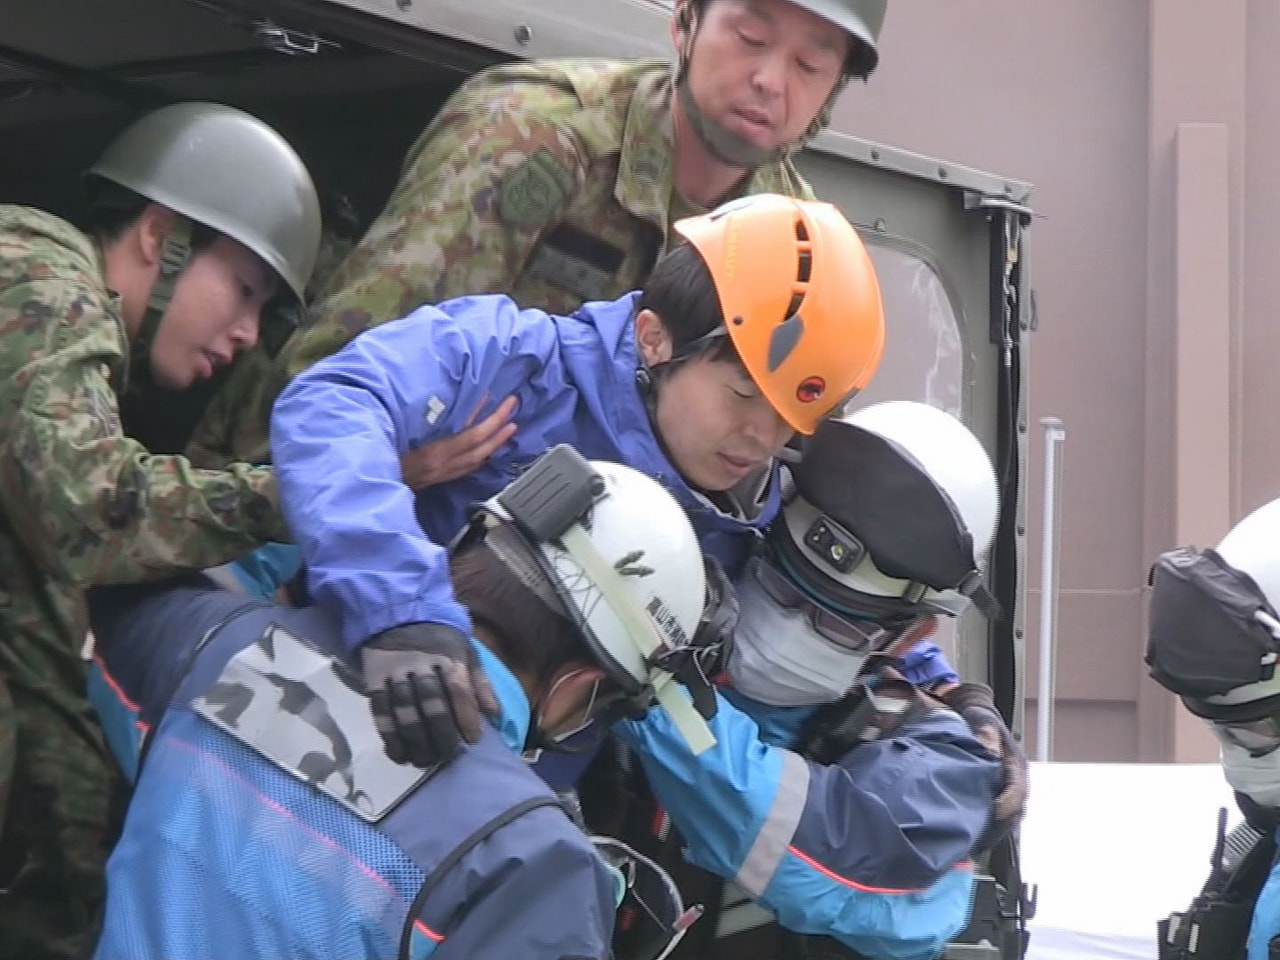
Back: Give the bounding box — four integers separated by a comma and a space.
398, 795, 567, 960
797, 677, 931, 766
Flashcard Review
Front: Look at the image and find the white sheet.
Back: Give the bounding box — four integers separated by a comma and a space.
1021, 761, 1244, 960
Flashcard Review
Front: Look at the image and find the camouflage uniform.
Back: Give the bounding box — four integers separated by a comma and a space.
0, 206, 289, 959
186, 58, 814, 467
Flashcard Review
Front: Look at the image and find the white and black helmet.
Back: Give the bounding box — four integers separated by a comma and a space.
454, 445, 733, 754
1148, 498, 1280, 722
771, 400, 1001, 622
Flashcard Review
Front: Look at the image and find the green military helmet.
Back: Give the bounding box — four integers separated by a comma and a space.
789, 0, 886, 79
88, 101, 321, 304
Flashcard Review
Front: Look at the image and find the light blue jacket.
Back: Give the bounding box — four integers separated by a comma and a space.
617, 684, 999, 960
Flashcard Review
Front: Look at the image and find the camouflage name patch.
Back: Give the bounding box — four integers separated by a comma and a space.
499, 147, 575, 228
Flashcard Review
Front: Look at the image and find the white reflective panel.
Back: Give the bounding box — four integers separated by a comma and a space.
848, 244, 964, 416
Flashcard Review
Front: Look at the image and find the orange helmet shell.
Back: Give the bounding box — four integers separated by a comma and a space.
673, 194, 885, 435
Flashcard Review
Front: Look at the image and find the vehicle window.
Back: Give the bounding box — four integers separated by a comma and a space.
848, 243, 965, 416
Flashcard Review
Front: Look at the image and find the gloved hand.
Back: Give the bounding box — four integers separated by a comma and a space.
937, 681, 1029, 844
362, 622, 500, 767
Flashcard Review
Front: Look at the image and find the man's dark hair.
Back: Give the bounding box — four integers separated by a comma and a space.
84, 179, 217, 252
450, 537, 592, 688
637, 241, 739, 364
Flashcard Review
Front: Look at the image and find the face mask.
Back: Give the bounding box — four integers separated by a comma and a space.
726, 568, 873, 706
1218, 733, 1280, 808
536, 668, 608, 745
1213, 715, 1280, 757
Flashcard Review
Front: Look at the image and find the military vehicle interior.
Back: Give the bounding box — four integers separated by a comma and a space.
1, 0, 505, 242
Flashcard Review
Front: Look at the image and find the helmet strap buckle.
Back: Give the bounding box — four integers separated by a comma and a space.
132, 217, 194, 377
147, 216, 193, 314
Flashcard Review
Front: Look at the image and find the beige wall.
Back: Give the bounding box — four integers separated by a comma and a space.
829, 1, 1280, 761
1243, 1, 1280, 514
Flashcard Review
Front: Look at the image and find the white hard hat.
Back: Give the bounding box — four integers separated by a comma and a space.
457, 447, 719, 754
1217, 500, 1280, 607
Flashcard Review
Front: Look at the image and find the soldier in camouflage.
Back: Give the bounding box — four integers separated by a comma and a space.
187, 0, 889, 468
0, 102, 321, 959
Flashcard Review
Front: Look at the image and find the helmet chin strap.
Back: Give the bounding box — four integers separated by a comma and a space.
634, 358, 740, 516
675, 74, 785, 169
558, 522, 717, 755
672, 6, 788, 170
804, 75, 851, 143
634, 352, 692, 483
131, 217, 193, 380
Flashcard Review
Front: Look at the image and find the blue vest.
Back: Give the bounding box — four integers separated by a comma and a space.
90, 583, 614, 960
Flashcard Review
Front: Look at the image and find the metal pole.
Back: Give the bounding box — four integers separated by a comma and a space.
1036, 417, 1067, 761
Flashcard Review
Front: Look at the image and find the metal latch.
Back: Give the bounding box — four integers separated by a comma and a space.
251, 20, 343, 56
964, 191, 1036, 226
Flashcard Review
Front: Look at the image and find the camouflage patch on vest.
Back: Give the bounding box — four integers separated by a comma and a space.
499, 146, 575, 228
193, 622, 433, 822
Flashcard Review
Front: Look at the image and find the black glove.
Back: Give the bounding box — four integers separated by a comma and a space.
938, 682, 1029, 845
362, 622, 500, 768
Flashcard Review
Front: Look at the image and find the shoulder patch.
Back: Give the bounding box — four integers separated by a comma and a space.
499, 147, 575, 229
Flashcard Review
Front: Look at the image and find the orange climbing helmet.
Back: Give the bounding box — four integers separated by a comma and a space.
672, 194, 885, 435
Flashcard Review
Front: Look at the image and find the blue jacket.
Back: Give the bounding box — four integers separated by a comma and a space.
616, 685, 999, 960
87, 582, 615, 960
267, 292, 952, 686
271, 293, 778, 650
1250, 835, 1280, 960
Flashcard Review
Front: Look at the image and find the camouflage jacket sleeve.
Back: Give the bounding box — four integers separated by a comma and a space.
184, 345, 275, 469
0, 277, 289, 586
289, 75, 590, 377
